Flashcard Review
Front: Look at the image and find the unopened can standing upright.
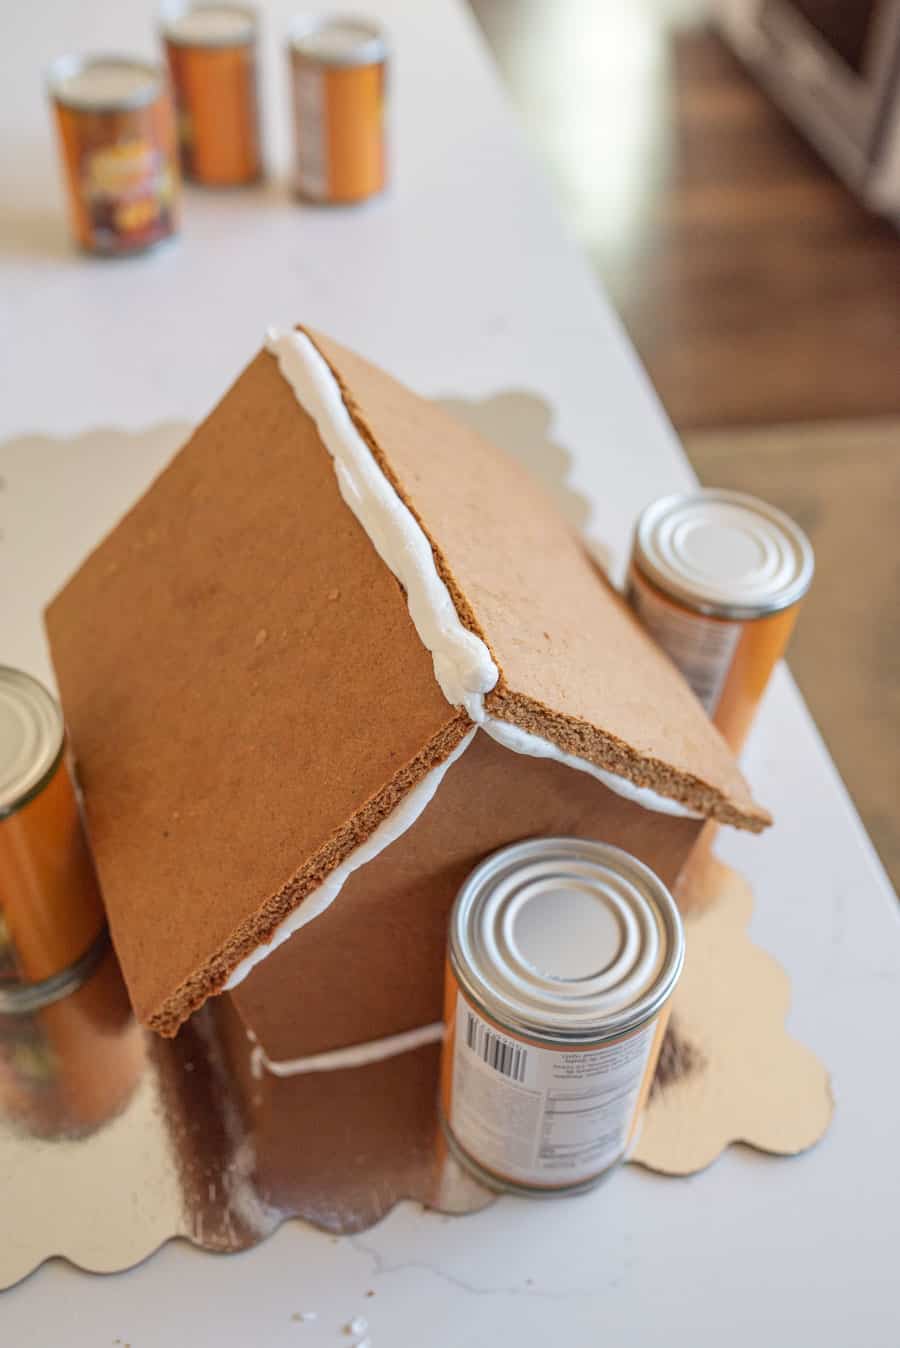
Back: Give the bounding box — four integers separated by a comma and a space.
48, 55, 179, 255
288, 16, 387, 203
628, 489, 814, 753
162, 3, 262, 185
440, 838, 684, 1195
0, 667, 107, 1009
0, 669, 140, 1138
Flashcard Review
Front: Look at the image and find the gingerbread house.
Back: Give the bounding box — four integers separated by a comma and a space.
45, 326, 769, 1071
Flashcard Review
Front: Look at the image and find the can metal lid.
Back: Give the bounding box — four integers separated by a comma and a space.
449, 838, 684, 1044
161, 3, 258, 47
634, 488, 814, 619
0, 668, 64, 819
47, 55, 164, 111
289, 15, 387, 67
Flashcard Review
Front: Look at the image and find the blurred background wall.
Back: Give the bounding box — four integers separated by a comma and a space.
471, 0, 900, 892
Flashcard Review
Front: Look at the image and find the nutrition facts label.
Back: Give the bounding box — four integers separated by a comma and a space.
628, 574, 740, 715
293, 66, 327, 199
448, 998, 657, 1187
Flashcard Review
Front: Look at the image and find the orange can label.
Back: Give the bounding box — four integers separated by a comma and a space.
0, 754, 105, 988
52, 96, 179, 254
627, 564, 799, 753
291, 57, 386, 203
165, 39, 261, 185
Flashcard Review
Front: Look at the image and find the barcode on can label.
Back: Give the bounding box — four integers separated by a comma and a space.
449, 996, 657, 1187
465, 1011, 528, 1083
628, 572, 740, 715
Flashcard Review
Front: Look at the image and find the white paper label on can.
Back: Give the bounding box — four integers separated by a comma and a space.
449, 997, 657, 1187
628, 574, 740, 715
293, 66, 327, 198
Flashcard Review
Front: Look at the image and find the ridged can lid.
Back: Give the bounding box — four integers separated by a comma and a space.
448, 838, 684, 1044
161, 3, 258, 47
0, 668, 65, 819
288, 15, 387, 67
47, 54, 164, 111
633, 488, 814, 619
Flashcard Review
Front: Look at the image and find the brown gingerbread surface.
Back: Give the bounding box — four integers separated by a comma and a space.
46, 353, 463, 1033
309, 328, 767, 831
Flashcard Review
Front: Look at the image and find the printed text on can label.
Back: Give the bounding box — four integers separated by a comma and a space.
628, 573, 740, 715
449, 996, 658, 1187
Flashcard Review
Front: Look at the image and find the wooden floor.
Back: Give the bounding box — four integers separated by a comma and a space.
469, 0, 900, 429
686, 417, 900, 890
470, 0, 900, 892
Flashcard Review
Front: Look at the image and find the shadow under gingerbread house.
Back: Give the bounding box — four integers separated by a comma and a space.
45, 326, 769, 1075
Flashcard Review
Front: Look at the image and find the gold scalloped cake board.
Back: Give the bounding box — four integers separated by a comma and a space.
633, 853, 833, 1173
0, 850, 832, 1290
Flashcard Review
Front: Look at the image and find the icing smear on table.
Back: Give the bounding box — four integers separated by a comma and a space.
223, 331, 701, 993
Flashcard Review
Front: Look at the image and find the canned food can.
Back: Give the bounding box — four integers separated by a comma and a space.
47, 54, 179, 255
161, 3, 262, 186
440, 838, 684, 1196
0, 668, 107, 1015
628, 489, 814, 753
288, 15, 388, 203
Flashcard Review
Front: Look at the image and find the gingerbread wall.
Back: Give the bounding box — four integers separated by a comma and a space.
228, 731, 704, 1060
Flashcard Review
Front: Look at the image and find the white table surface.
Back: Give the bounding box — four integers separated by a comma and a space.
2, 1, 899, 1344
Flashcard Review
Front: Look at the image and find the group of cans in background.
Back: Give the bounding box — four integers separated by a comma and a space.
47, 5, 388, 256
